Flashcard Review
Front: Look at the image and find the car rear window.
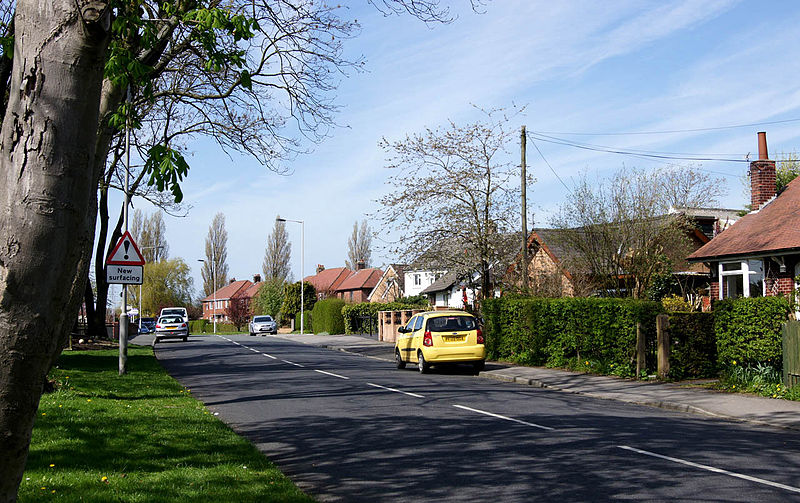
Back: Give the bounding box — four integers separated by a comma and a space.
426, 315, 477, 332
159, 316, 183, 324
254, 316, 272, 323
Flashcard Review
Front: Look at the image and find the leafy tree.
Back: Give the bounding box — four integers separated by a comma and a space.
345, 220, 372, 269
374, 108, 526, 300
263, 216, 292, 282
252, 278, 286, 321
225, 297, 251, 332
776, 152, 800, 192
131, 258, 194, 315
280, 281, 317, 322
201, 213, 229, 297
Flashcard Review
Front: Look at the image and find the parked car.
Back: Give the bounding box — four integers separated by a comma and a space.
395, 310, 485, 374
139, 317, 156, 334
154, 315, 189, 342
249, 315, 277, 336
160, 307, 188, 323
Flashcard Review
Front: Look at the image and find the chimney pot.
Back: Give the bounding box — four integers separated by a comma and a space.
316, 264, 325, 274
253, 274, 261, 283
356, 260, 366, 270
758, 131, 769, 160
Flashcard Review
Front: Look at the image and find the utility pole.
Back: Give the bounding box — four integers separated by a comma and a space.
521, 125, 529, 290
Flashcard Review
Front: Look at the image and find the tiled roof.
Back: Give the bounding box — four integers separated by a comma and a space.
201, 280, 251, 302
304, 267, 352, 293
419, 271, 458, 295
238, 282, 261, 299
688, 176, 800, 261
337, 268, 383, 291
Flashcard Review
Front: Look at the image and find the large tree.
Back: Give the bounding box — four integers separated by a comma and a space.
130, 209, 169, 262
202, 213, 229, 297
550, 165, 727, 298
375, 109, 526, 300
0, 1, 483, 498
345, 220, 372, 269
132, 258, 194, 315
262, 216, 291, 282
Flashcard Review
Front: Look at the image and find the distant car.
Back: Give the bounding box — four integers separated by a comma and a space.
154, 315, 189, 342
160, 307, 188, 323
139, 317, 156, 334
395, 310, 485, 374
249, 315, 277, 336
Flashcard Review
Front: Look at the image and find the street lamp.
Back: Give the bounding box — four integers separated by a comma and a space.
276, 217, 304, 335
198, 247, 217, 334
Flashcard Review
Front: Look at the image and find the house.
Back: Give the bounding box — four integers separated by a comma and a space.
368, 264, 407, 303
419, 271, 480, 309
200, 274, 262, 322
336, 266, 383, 302
688, 132, 800, 300
404, 269, 444, 297
305, 265, 352, 300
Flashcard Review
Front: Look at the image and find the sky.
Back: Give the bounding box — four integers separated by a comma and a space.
109, 0, 800, 303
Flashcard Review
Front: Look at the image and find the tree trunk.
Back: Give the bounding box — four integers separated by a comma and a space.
0, 1, 111, 500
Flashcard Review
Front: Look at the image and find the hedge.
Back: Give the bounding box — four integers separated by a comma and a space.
713, 297, 791, 368
295, 311, 312, 333
188, 320, 208, 334
311, 298, 346, 335
667, 312, 716, 380
188, 320, 237, 333
342, 301, 427, 334
483, 297, 662, 376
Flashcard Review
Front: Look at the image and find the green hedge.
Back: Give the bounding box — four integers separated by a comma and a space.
342, 301, 427, 334
188, 320, 208, 334
295, 311, 312, 333
713, 297, 791, 368
483, 297, 662, 376
311, 298, 346, 334
187, 320, 239, 333
667, 312, 716, 380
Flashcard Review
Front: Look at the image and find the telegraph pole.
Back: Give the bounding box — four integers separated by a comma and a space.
521, 125, 529, 290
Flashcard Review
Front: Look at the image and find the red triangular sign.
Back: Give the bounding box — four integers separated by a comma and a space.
106, 231, 146, 265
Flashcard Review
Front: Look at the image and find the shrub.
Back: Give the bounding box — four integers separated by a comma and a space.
661, 295, 692, 312
188, 320, 208, 333
311, 298, 346, 334
713, 297, 791, 369
294, 311, 312, 333
667, 312, 716, 379
483, 297, 662, 376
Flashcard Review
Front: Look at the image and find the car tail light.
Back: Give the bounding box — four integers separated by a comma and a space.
180, 323, 187, 328
477, 328, 484, 345
156, 324, 163, 329
423, 331, 433, 347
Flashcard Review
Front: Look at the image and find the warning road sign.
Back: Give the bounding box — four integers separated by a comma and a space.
106, 231, 145, 266
106, 264, 143, 284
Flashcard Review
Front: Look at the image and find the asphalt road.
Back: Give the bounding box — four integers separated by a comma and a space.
154, 334, 800, 502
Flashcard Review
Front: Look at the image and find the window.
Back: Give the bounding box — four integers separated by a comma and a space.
414, 274, 421, 286
719, 259, 764, 299
413, 316, 424, 330
404, 317, 416, 332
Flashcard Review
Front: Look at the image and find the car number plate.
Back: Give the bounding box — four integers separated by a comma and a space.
443, 335, 465, 342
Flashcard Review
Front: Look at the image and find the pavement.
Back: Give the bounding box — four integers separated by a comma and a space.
272, 332, 800, 432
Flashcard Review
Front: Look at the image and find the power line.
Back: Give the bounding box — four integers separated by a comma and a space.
533, 117, 800, 136
530, 138, 571, 192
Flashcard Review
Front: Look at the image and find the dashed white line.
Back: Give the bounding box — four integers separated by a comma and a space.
281, 359, 305, 368
367, 382, 425, 398
453, 404, 554, 431
617, 445, 800, 494
314, 369, 349, 380
262, 353, 277, 360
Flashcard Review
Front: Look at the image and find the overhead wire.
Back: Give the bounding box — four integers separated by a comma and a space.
533, 117, 800, 136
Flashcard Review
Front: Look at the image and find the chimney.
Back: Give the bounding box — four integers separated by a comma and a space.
253, 274, 261, 283
229, 277, 236, 284
356, 260, 366, 271
316, 264, 325, 274
750, 131, 776, 211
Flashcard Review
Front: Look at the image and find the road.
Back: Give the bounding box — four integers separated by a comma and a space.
154, 334, 800, 502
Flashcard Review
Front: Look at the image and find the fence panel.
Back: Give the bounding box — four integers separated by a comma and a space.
783, 321, 800, 387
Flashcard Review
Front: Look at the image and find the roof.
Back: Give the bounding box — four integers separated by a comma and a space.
202, 280, 252, 302
419, 271, 459, 295
337, 267, 383, 291
239, 281, 261, 299
304, 267, 352, 293
688, 176, 800, 262
367, 264, 408, 301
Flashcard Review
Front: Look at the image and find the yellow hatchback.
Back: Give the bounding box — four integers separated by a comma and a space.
395, 311, 485, 374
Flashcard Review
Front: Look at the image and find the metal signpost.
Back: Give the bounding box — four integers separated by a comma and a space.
106, 231, 145, 374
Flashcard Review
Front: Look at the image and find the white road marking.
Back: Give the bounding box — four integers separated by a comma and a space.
314, 369, 349, 380
262, 353, 277, 359
617, 445, 800, 494
282, 359, 305, 368
367, 382, 425, 398
453, 404, 554, 431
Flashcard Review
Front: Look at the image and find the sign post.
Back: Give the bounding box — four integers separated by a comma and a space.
106, 231, 145, 374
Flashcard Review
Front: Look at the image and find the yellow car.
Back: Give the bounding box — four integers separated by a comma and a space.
395, 311, 485, 374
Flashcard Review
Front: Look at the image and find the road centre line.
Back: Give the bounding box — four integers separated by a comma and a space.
314, 369, 350, 380
366, 382, 425, 398
453, 404, 555, 431
262, 353, 277, 359
617, 445, 800, 495
282, 359, 305, 368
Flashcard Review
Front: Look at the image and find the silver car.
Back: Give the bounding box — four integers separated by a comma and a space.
249, 315, 277, 336
154, 315, 189, 342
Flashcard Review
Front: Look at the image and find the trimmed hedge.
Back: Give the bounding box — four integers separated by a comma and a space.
483, 297, 662, 376
667, 312, 716, 380
713, 297, 791, 368
295, 311, 312, 333
342, 301, 428, 334
311, 298, 346, 335
188, 320, 208, 334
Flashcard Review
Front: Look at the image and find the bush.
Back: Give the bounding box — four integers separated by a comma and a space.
667, 312, 716, 379
483, 297, 662, 377
312, 298, 346, 334
294, 311, 312, 333
661, 295, 692, 312
188, 320, 208, 333
713, 297, 791, 369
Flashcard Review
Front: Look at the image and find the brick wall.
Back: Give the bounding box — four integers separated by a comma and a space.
750, 159, 776, 211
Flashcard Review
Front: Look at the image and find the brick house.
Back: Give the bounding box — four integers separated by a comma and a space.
200, 275, 262, 322
335, 266, 383, 303
688, 132, 800, 300
305, 265, 352, 300
368, 264, 407, 303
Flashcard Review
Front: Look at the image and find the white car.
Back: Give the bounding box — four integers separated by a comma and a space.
154, 315, 189, 342
160, 307, 188, 323
249, 315, 277, 336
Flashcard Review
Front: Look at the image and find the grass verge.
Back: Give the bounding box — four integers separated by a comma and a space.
20, 345, 314, 502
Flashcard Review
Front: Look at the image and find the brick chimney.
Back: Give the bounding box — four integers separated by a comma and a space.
316, 264, 325, 274
253, 274, 261, 283
750, 131, 776, 211
356, 260, 366, 271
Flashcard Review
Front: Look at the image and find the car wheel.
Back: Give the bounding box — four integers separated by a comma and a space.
473, 360, 485, 374
418, 351, 429, 374
249, 332, 255, 336
183, 337, 188, 342
395, 349, 406, 369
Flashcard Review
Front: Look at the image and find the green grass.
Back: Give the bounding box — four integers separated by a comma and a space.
20, 346, 314, 502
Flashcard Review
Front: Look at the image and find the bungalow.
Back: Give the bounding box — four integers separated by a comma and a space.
688, 132, 800, 300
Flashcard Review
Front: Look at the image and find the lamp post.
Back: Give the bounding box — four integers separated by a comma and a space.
276, 217, 304, 335
198, 247, 217, 334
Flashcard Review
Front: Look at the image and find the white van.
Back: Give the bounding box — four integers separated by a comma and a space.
160, 307, 188, 323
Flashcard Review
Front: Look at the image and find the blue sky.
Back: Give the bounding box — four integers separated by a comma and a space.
113, 0, 800, 300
